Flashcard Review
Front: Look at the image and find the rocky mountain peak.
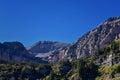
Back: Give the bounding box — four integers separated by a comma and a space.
27, 41, 69, 58
106, 16, 120, 22
49, 16, 120, 62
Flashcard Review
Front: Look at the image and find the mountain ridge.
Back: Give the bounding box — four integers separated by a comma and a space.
0, 37, 120, 80
49, 16, 120, 62
0, 16, 120, 63
0, 16, 120, 79
0, 41, 48, 63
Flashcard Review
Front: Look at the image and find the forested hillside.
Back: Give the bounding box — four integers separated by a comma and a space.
0, 38, 120, 80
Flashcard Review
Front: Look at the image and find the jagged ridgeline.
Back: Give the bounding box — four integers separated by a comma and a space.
0, 16, 120, 80
0, 38, 120, 80
49, 16, 120, 62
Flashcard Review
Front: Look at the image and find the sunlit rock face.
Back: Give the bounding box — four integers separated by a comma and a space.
50, 16, 120, 62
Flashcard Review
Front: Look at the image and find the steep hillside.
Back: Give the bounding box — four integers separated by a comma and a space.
0, 42, 47, 63
93, 38, 120, 66
50, 16, 120, 62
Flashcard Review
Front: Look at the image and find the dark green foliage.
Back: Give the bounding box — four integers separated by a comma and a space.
80, 62, 99, 80
76, 59, 99, 80
0, 60, 51, 80
0, 39, 120, 80
49, 70, 54, 80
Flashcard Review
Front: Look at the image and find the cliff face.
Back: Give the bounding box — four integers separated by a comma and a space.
93, 38, 120, 66
49, 16, 120, 62
0, 42, 47, 63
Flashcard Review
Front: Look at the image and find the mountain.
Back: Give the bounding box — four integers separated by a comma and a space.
50, 16, 120, 62
27, 41, 69, 58
1, 16, 120, 80
0, 38, 120, 80
0, 42, 48, 63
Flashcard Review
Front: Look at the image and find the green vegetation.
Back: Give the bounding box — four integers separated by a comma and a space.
0, 59, 99, 80
0, 61, 51, 80
95, 63, 120, 80
0, 38, 120, 80
93, 38, 120, 63
93, 38, 120, 80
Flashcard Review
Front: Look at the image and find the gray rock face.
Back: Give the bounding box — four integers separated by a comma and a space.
95, 54, 113, 66
0, 42, 47, 63
27, 41, 69, 58
50, 16, 120, 62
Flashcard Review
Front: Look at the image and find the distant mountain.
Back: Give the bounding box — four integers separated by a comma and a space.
27, 41, 69, 58
50, 16, 120, 62
0, 42, 48, 63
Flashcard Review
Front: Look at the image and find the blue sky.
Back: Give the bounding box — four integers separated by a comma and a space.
0, 0, 120, 46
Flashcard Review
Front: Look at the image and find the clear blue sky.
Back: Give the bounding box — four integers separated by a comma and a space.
0, 0, 120, 46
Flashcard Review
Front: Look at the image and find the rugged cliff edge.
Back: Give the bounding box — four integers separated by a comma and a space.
49, 16, 120, 62
0, 16, 120, 80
